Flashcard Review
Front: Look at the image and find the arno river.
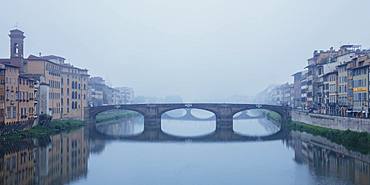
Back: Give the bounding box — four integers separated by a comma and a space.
1, 111, 370, 185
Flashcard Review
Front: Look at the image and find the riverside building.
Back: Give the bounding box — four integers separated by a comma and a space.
269, 45, 370, 117
0, 63, 36, 128
1, 29, 89, 121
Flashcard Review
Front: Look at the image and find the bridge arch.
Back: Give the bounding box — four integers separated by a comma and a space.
229, 104, 290, 136
160, 108, 216, 137
157, 105, 219, 117
90, 106, 146, 137
230, 105, 289, 122
163, 109, 187, 119
162, 108, 216, 121
232, 109, 280, 137
88, 105, 147, 125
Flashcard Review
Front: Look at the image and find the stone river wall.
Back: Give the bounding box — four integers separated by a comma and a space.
291, 111, 370, 133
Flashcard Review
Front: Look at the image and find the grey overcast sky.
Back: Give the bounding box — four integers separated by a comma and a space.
1, 0, 370, 101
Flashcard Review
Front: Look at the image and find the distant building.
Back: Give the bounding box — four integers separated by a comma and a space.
88, 77, 113, 105
115, 87, 134, 104
257, 83, 293, 107
88, 88, 104, 107
292, 71, 303, 109
88, 77, 134, 106
300, 70, 309, 110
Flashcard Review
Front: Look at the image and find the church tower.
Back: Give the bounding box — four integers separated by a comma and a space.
9, 29, 26, 73
9, 29, 25, 59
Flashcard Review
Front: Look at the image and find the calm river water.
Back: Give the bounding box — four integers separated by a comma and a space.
1, 113, 370, 185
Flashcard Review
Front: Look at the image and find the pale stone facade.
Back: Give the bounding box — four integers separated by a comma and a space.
26, 56, 62, 120
25, 55, 89, 120
59, 62, 89, 120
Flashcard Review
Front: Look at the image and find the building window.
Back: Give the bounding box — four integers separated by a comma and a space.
6, 107, 11, 119
12, 106, 16, 118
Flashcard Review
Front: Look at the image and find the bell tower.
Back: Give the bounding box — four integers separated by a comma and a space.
9, 29, 25, 59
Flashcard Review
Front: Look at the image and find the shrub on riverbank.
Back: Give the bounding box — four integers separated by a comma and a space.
0, 120, 84, 141
266, 111, 282, 122
289, 121, 370, 154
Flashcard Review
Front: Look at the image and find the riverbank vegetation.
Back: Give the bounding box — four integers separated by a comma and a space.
1, 110, 140, 141
289, 121, 370, 154
96, 110, 141, 123
265, 111, 370, 154
265, 111, 282, 122
0, 119, 84, 141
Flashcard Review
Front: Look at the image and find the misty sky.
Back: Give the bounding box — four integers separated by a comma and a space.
1, 0, 370, 101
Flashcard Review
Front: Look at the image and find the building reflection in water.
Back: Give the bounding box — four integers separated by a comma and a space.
0, 128, 89, 185
287, 131, 370, 185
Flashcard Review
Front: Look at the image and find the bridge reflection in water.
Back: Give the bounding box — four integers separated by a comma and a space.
90, 118, 287, 142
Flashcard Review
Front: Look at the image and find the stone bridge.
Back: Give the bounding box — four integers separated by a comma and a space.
86, 103, 291, 134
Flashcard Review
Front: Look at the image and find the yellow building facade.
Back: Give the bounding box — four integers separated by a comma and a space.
26, 56, 62, 120
0, 64, 36, 126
